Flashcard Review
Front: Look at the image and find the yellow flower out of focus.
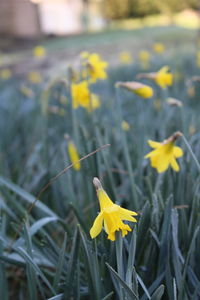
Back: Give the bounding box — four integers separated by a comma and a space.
67, 139, 81, 171
71, 81, 90, 109
71, 81, 100, 112
145, 132, 183, 173
86, 53, 108, 83
153, 43, 165, 54
0, 68, 12, 80
154, 66, 173, 88
139, 50, 150, 69
90, 178, 137, 241
33, 46, 46, 58
137, 66, 173, 89
121, 120, 130, 131
87, 94, 101, 113
119, 51, 133, 64
28, 71, 42, 84
116, 81, 153, 99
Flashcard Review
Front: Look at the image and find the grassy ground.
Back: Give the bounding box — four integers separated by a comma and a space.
0, 26, 200, 299
0, 25, 198, 77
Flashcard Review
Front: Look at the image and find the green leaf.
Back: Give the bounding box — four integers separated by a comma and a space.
151, 284, 165, 300
106, 262, 138, 300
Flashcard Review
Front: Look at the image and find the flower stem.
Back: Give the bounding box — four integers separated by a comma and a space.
181, 134, 200, 173
116, 232, 124, 300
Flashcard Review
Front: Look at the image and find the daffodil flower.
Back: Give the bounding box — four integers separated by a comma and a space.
153, 43, 165, 54
33, 46, 46, 58
85, 53, 108, 83
119, 51, 133, 64
116, 81, 153, 98
67, 138, 81, 171
71, 81, 100, 112
137, 66, 173, 89
90, 178, 137, 241
145, 132, 183, 173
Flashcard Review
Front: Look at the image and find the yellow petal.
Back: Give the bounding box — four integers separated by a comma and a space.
118, 207, 137, 222
90, 212, 104, 238
156, 157, 170, 173
170, 157, 180, 172
97, 189, 114, 210
173, 146, 183, 158
148, 140, 161, 149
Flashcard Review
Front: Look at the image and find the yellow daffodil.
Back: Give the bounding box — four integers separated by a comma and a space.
121, 120, 130, 131
137, 66, 173, 89
71, 81, 90, 109
28, 71, 42, 84
139, 50, 150, 69
0, 68, 12, 80
71, 81, 100, 112
116, 81, 153, 99
90, 178, 137, 241
33, 46, 46, 58
154, 66, 173, 88
145, 132, 183, 173
119, 51, 133, 64
67, 139, 81, 171
86, 94, 101, 113
153, 43, 165, 54
86, 53, 108, 83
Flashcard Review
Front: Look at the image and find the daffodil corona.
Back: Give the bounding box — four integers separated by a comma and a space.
145, 132, 183, 173
90, 178, 137, 241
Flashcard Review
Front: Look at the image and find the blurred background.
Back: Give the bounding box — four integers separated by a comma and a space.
0, 0, 199, 77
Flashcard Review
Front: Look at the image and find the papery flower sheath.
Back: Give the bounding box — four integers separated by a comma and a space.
90, 178, 137, 241
145, 132, 183, 173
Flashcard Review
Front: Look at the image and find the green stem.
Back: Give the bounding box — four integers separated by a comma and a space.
181, 134, 200, 173
115, 88, 138, 209
116, 232, 124, 300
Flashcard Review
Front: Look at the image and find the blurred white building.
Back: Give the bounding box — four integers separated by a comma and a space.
0, 0, 105, 37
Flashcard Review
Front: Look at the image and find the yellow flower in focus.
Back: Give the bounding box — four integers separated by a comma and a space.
33, 46, 46, 58
116, 81, 153, 99
154, 66, 173, 88
71, 81, 90, 109
0, 68, 12, 80
145, 132, 183, 173
121, 120, 130, 131
119, 51, 133, 64
67, 140, 81, 171
153, 43, 165, 54
87, 53, 108, 83
90, 178, 137, 241
28, 71, 42, 84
